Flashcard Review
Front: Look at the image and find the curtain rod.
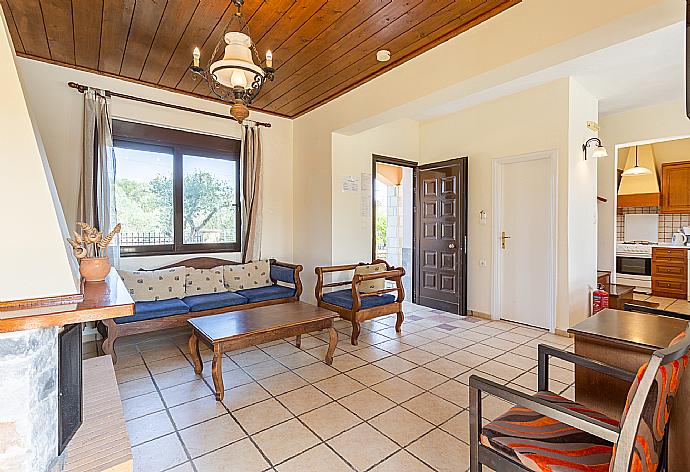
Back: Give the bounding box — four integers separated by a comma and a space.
67, 81, 271, 128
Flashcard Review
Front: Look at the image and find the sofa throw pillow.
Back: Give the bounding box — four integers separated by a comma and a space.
119, 267, 186, 302
224, 260, 272, 291
185, 267, 225, 295
354, 263, 388, 293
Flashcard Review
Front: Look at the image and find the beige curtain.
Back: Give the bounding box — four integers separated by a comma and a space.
77, 89, 119, 266
240, 125, 263, 263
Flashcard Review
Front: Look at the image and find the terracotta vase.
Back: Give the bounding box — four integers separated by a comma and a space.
79, 257, 111, 282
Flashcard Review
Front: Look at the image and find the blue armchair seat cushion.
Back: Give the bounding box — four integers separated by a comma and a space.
115, 298, 190, 324
322, 289, 396, 310
182, 292, 248, 312
236, 285, 296, 303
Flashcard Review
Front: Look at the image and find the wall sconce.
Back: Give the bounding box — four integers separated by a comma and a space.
583, 137, 608, 160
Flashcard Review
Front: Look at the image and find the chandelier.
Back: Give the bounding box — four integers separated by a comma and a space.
190, 0, 274, 124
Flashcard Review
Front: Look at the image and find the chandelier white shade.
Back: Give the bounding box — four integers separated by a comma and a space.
622, 146, 652, 176
210, 32, 265, 90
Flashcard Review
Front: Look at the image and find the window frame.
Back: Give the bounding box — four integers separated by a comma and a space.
113, 120, 242, 257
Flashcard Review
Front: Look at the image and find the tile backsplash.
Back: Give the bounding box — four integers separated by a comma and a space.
616, 206, 690, 242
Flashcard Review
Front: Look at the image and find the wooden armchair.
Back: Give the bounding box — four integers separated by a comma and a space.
469, 327, 690, 472
315, 260, 405, 345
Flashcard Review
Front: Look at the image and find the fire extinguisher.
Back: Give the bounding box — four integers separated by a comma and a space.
592, 284, 609, 315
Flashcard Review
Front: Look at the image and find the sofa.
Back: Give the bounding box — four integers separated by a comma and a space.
98, 257, 302, 363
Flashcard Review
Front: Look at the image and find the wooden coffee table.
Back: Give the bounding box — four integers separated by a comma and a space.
187, 301, 339, 401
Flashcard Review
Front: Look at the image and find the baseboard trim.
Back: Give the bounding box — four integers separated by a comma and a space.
470, 310, 491, 320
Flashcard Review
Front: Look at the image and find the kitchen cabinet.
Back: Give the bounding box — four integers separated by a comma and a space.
661, 161, 690, 213
651, 247, 688, 298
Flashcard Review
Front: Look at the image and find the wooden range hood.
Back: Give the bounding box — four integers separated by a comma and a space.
617, 144, 661, 207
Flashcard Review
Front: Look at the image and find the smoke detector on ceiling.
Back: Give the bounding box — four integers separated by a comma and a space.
376, 50, 391, 62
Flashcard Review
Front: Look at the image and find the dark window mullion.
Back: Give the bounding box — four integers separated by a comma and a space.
173, 147, 184, 253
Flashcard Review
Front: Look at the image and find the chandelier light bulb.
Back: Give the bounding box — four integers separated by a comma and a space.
192, 47, 200, 67
231, 70, 248, 88
266, 50, 273, 68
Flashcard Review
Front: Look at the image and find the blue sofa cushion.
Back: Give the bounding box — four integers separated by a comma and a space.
182, 292, 248, 312
236, 285, 296, 303
322, 289, 396, 310
115, 299, 190, 324
270, 264, 296, 284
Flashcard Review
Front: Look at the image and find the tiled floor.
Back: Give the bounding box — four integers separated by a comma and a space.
109, 302, 576, 472
632, 293, 690, 314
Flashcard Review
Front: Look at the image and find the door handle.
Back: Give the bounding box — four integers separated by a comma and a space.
448, 243, 456, 249
501, 231, 511, 250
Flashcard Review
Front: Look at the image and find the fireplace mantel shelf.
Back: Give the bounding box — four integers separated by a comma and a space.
0, 269, 133, 332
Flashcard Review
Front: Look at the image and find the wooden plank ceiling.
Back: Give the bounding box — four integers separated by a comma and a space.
2, 0, 521, 118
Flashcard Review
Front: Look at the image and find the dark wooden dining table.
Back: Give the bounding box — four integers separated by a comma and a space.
568, 308, 690, 471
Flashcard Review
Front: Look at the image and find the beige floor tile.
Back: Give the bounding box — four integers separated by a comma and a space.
399, 367, 447, 390
141, 345, 183, 363
277, 350, 320, 369
338, 388, 395, 420
230, 349, 273, 367
222, 382, 271, 411
122, 391, 166, 421
160, 379, 213, 407
371, 450, 434, 471
206, 367, 254, 390
510, 326, 546, 338
167, 462, 194, 472
430, 379, 470, 408
275, 444, 352, 472
369, 406, 434, 446
463, 343, 504, 359
114, 353, 145, 370
398, 333, 433, 347
439, 410, 470, 443
153, 367, 203, 390
407, 429, 470, 472
371, 377, 424, 404
116, 365, 150, 384
330, 353, 368, 372
481, 395, 514, 421
512, 372, 567, 393
456, 368, 505, 386
299, 402, 362, 440
352, 346, 393, 362
314, 374, 366, 399
347, 364, 394, 386
276, 385, 332, 416
510, 344, 538, 359
251, 418, 320, 464
475, 360, 524, 381
126, 411, 175, 446
258, 371, 308, 396
178, 415, 246, 458
444, 350, 490, 368
146, 355, 192, 375
261, 341, 302, 358
132, 433, 188, 472
243, 359, 289, 380
293, 362, 340, 383
424, 358, 470, 378
192, 438, 269, 472
397, 348, 439, 365
327, 423, 399, 471
495, 331, 534, 345
417, 341, 458, 357
376, 339, 415, 354
169, 396, 227, 430
234, 398, 294, 434
547, 364, 575, 384
493, 352, 537, 370
437, 336, 475, 350
646, 296, 678, 310
373, 356, 417, 374
119, 376, 157, 400
402, 392, 462, 425
298, 335, 328, 350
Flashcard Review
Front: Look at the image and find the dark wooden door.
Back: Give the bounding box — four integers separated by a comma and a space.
415, 158, 468, 315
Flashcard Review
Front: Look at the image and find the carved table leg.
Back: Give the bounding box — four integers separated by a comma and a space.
325, 327, 338, 365
189, 330, 203, 375
212, 346, 224, 402
295, 334, 301, 348
350, 321, 360, 346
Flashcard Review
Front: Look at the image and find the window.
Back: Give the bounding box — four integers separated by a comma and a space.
113, 121, 241, 255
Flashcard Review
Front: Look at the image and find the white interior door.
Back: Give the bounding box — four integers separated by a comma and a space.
497, 155, 553, 329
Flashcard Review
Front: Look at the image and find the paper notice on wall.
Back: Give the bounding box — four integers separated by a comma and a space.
342, 175, 360, 192
360, 172, 372, 218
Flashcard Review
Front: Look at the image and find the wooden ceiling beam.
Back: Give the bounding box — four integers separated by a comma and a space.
72, 0, 102, 69
0, 0, 25, 53
39, 0, 74, 64
5, 0, 49, 57
98, 0, 135, 74
119, 0, 166, 78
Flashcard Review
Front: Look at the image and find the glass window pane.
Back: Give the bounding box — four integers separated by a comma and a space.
114, 144, 174, 246
182, 154, 237, 244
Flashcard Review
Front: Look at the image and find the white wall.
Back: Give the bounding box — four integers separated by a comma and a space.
331, 120, 419, 265
598, 99, 690, 271
0, 15, 79, 302
15, 59, 295, 269
419, 80, 572, 329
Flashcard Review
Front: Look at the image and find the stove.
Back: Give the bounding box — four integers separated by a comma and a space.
616, 242, 653, 258
616, 242, 653, 294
